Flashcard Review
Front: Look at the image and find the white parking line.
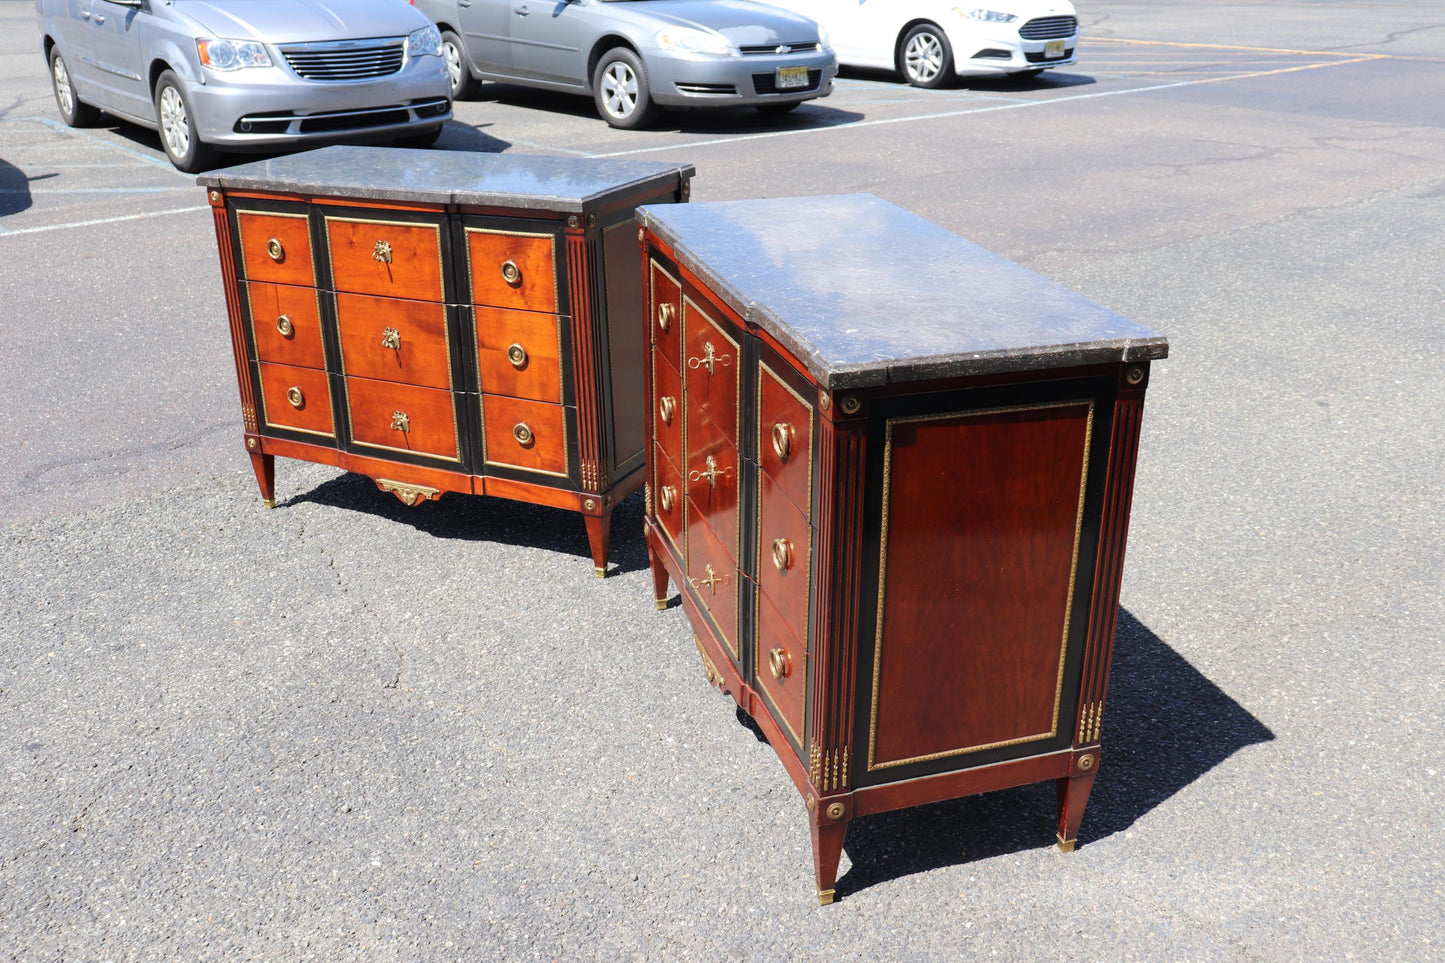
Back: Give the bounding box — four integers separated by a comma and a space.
0, 205, 209, 237
20, 115, 183, 170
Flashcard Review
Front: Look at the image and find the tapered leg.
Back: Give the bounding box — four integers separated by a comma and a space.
249, 451, 275, 508
1056, 770, 1098, 852
583, 509, 612, 577
810, 810, 849, 905
649, 542, 670, 609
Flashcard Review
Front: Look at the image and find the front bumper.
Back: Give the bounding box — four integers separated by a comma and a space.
949, 24, 1079, 76
645, 49, 837, 107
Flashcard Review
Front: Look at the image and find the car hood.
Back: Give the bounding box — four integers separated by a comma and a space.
626, 0, 821, 45
175, 0, 428, 44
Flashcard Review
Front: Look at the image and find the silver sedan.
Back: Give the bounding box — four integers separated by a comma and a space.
35, 0, 453, 172
414, 0, 836, 128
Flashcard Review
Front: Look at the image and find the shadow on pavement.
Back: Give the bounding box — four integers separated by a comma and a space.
832, 609, 1275, 898
0, 157, 57, 217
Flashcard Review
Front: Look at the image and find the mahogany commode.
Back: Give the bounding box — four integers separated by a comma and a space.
200, 146, 694, 574
637, 195, 1169, 903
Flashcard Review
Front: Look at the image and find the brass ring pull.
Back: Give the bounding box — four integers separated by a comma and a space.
771, 537, 794, 573
687, 341, 731, 377
286, 386, 304, 409
500, 260, 521, 286
513, 422, 534, 446
688, 455, 728, 490
771, 422, 793, 462
658, 485, 675, 513
507, 343, 528, 368
275, 315, 294, 338
659, 396, 676, 426
381, 327, 401, 350
372, 239, 392, 264
768, 648, 790, 681
657, 302, 675, 333
265, 238, 284, 262
390, 410, 410, 433
689, 563, 727, 596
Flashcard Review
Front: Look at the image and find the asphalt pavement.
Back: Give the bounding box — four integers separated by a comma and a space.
1, 1, 1442, 959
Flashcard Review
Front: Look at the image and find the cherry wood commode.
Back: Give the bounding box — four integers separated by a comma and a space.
200, 147, 693, 575
637, 195, 1169, 903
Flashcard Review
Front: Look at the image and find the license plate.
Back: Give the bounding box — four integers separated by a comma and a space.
776, 65, 809, 89
1044, 39, 1066, 59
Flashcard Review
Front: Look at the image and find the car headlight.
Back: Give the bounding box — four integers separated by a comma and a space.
655, 26, 734, 57
956, 8, 1019, 23
816, 23, 831, 49
196, 38, 272, 71
408, 24, 443, 58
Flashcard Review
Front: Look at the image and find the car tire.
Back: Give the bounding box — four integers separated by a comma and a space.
899, 23, 954, 89
153, 70, 216, 173
49, 48, 100, 128
441, 30, 481, 100
593, 48, 660, 130
395, 125, 444, 149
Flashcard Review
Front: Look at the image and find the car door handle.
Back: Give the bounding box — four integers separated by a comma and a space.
458, 0, 471, 5
515, 5, 529, 15
93, 14, 106, 23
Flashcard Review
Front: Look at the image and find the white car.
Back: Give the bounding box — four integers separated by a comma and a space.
763, 1, 1078, 87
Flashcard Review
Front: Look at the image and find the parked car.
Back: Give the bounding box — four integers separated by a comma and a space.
35, 0, 453, 172
411, 0, 836, 129
762, 0, 1078, 87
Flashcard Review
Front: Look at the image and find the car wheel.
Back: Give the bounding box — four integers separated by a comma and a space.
395, 125, 444, 149
593, 48, 660, 130
899, 23, 953, 89
756, 102, 801, 115
441, 30, 481, 100
154, 70, 216, 173
49, 48, 100, 127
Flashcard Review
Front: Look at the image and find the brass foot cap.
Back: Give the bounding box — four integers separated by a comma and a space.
655, 599, 668, 611
262, 499, 276, 509
817, 889, 836, 906
594, 567, 607, 578
1057, 836, 1077, 853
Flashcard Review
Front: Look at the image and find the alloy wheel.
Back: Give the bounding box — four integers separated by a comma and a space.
600, 62, 639, 121
443, 41, 464, 94
159, 85, 190, 158
905, 33, 944, 84
52, 56, 75, 116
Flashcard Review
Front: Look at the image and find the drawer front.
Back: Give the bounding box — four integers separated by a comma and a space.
758, 361, 815, 521
237, 210, 314, 287
335, 293, 451, 389
682, 297, 740, 445
482, 395, 569, 477
756, 588, 807, 749
257, 361, 334, 437
684, 406, 739, 561
651, 350, 683, 473
652, 441, 685, 558
466, 227, 559, 314
247, 282, 325, 370
346, 377, 459, 462
326, 215, 445, 302
757, 467, 812, 642
475, 306, 563, 404
685, 499, 739, 658
649, 259, 682, 373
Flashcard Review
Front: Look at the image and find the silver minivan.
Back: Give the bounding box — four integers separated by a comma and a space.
36, 0, 453, 172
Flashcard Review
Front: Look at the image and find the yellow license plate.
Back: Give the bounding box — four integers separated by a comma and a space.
776, 65, 809, 89
1045, 39, 1066, 59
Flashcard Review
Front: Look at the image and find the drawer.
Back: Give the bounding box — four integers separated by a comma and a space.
466, 227, 559, 314
482, 395, 569, 477
651, 349, 683, 472
682, 296, 740, 444
257, 361, 334, 438
475, 306, 563, 404
684, 406, 739, 561
652, 441, 685, 559
685, 499, 739, 659
325, 214, 445, 302
247, 282, 325, 370
755, 587, 807, 749
649, 259, 682, 372
335, 293, 451, 389
346, 377, 459, 462
757, 467, 812, 641
236, 209, 314, 287
758, 360, 815, 521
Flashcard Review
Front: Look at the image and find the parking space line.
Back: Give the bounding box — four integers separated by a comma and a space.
0, 205, 209, 238
21, 115, 183, 171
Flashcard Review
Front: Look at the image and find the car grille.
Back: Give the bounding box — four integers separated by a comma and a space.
752, 69, 823, 95
738, 42, 821, 55
1019, 17, 1078, 40
280, 39, 406, 81
1024, 47, 1075, 63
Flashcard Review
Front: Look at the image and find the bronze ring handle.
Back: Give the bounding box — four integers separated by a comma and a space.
275, 315, 294, 338
390, 410, 410, 433
381, 326, 401, 350
771, 537, 794, 573
658, 484, 675, 514
265, 238, 284, 262
657, 302, 675, 333
513, 422, 534, 446
659, 395, 676, 426
285, 386, 304, 409
771, 422, 793, 462
768, 648, 789, 681
501, 260, 521, 286
507, 343, 528, 368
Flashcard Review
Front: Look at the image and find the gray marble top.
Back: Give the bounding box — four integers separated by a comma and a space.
638, 195, 1169, 389
198, 146, 693, 212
